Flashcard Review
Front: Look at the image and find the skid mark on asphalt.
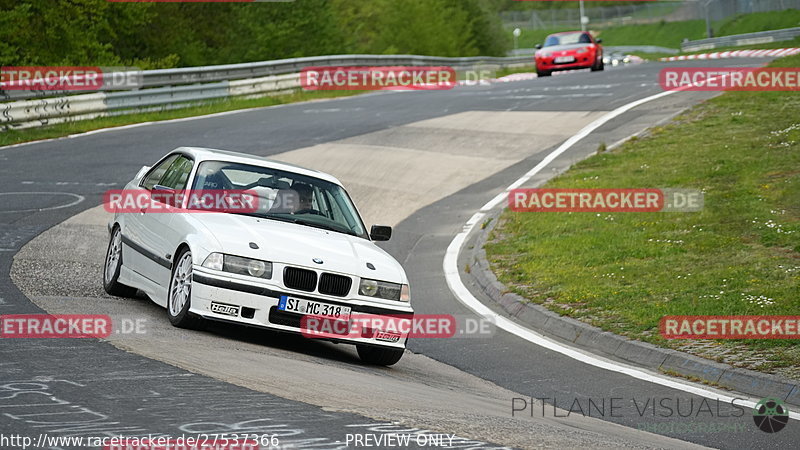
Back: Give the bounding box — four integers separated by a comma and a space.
0, 369, 508, 450
11, 204, 700, 449
8, 107, 709, 448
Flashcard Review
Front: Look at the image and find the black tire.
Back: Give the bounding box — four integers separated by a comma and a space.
103, 226, 138, 297
167, 247, 205, 329
356, 344, 404, 366
537, 69, 551, 77
591, 60, 605, 72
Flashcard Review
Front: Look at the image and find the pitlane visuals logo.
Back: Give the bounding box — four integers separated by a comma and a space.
753, 397, 789, 433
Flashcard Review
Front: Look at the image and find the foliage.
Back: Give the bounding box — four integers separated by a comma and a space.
0, 0, 510, 68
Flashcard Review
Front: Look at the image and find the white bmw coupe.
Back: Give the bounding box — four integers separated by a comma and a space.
103, 147, 412, 365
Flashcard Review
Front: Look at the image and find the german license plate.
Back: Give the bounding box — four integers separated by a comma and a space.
554, 56, 575, 63
278, 295, 351, 321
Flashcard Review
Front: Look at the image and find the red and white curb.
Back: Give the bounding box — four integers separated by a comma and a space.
660, 48, 800, 61
494, 72, 539, 82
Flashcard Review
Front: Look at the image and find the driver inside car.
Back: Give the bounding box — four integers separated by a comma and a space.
268, 182, 314, 214
292, 182, 314, 213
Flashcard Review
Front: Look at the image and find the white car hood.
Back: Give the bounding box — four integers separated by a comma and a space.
193, 213, 406, 283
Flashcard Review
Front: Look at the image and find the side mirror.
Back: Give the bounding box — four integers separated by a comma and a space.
596, 38, 603, 44
370, 225, 392, 242
534, 44, 542, 50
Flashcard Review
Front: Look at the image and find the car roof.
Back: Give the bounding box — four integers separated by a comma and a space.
550, 31, 589, 36
173, 147, 342, 185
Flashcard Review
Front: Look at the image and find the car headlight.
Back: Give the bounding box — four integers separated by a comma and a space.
202, 253, 272, 279
359, 278, 409, 302
576, 47, 589, 54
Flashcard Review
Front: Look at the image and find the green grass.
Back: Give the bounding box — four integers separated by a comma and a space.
0, 90, 364, 148
509, 9, 800, 50
485, 54, 800, 376
717, 10, 800, 36
597, 20, 707, 48
494, 65, 537, 78
638, 36, 800, 61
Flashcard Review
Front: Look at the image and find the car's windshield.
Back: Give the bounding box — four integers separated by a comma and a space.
192, 160, 368, 239
544, 32, 590, 47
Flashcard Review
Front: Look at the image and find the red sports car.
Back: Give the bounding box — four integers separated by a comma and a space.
534, 31, 604, 77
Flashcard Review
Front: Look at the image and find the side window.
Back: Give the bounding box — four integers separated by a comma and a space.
141, 155, 178, 190
158, 156, 194, 190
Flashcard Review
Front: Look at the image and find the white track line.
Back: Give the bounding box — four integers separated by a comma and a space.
443, 88, 800, 420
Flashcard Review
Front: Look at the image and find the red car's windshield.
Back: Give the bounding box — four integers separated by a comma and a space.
544, 32, 593, 47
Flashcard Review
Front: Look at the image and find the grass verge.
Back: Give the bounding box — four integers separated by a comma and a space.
509, 9, 800, 50
484, 54, 800, 380
0, 90, 365, 148
494, 65, 537, 78
638, 36, 800, 61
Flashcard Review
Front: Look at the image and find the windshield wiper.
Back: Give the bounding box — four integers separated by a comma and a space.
244, 213, 358, 236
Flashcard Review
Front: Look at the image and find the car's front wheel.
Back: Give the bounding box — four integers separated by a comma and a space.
537, 69, 551, 77
167, 248, 204, 329
103, 226, 137, 297
356, 344, 404, 366
591, 58, 605, 71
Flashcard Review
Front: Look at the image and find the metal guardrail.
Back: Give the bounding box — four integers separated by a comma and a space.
0, 54, 532, 130
0, 54, 532, 102
681, 27, 800, 52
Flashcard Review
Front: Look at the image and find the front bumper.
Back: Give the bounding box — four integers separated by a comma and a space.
190, 268, 412, 349
536, 54, 596, 71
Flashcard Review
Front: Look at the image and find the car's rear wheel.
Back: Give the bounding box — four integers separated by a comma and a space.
167, 248, 204, 329
356, 344, 404, 366
103, 226, 138, 297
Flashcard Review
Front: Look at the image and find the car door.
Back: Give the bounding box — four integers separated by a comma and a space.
124, 154, 193, 288
141, 154, 195, 289
123, 154, 178, 282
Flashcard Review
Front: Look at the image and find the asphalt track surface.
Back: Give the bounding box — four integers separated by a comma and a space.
1, 59, 796, 449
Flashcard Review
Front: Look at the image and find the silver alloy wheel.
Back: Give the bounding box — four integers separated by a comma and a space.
169, 251, 193, 316
105, 229, 122, 283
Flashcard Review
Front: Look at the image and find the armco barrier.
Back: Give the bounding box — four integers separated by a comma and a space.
0, 55, 530, 130
682, 27, 800, 52
1, 54, 532, 101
